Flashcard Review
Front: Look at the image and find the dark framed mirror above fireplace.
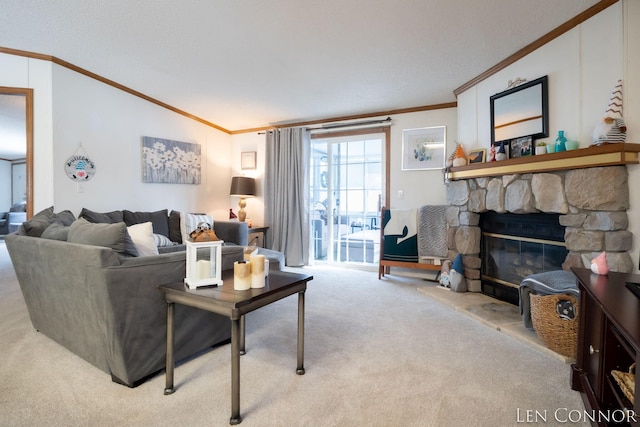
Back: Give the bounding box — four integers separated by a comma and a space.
490, 75, 549, 146
480, 211, 568, 305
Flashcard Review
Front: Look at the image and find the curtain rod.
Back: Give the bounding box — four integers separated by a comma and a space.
258, 117, 391, 134
313, 116, 391, 130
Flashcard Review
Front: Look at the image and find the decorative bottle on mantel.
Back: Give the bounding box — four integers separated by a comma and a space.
555, 130, 567, 152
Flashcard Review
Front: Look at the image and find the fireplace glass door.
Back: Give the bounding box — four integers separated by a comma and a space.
481, 212, 568, 304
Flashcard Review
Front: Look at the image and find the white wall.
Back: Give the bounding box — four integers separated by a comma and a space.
389, 108, 457, 209
1, 52, 234, 220
0, 53, 54, 213
624, 0, 640, 273
51, 65, 233, 219
457, 1, 640, 272
458, 3, 624, 149
229, 132, 265, 226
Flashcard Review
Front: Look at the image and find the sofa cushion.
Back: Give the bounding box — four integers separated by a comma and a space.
21, 206, 54, 237
53, 210, 77, 226
68, 218, 138, 256
123, 209, 170, 237
127, 222, 159, 257
21, 207, 77, 237
79, 208, 124, 224
40, 223, 71, 241
168, 210, 182, 243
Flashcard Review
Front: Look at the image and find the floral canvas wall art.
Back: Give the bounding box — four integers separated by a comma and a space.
142, 136, 201, 184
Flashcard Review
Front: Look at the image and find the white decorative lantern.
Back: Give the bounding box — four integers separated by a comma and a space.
184, 240, 224, 289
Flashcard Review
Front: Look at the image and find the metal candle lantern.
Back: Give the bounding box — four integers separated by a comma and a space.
184, 240, 224, 289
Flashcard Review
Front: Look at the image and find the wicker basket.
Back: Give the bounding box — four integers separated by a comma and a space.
612, 363, 636, 403
530, 293, 579, 358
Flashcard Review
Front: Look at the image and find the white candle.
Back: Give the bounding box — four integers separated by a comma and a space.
196, 260, 211, 280
250, 254, 265, 288
264, 259, 269, 277
233, 261, 251, 290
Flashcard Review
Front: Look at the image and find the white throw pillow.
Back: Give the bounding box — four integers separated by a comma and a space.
127, 222, 159, 257
180, 212, 214, 243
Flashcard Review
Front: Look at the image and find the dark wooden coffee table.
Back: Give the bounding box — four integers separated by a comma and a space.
159, 269, 313, 425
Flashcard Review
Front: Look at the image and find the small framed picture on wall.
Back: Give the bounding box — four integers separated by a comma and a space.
241, 151, 257, 170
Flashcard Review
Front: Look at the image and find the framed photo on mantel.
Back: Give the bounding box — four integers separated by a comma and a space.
510, 136, 532, 158
467, 149, 486, 164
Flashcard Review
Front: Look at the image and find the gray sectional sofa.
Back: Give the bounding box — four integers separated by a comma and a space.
5, 207, 276, 387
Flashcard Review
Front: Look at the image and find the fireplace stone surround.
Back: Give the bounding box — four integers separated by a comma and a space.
444, 165, 633, 293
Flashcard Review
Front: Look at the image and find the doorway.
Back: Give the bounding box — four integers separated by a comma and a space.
310, 127, 389, 267
0, 87, 34, 231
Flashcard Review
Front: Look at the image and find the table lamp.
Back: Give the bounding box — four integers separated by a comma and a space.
230, 176, 256, 222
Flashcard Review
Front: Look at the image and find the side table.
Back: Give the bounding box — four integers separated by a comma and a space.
248, 226, 269, 248
159, 269, 313, 425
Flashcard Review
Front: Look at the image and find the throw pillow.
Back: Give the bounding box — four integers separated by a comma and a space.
123, 209, 170, 237
20, 207, 76, 237
68, 218, 138, 256
40, 223, 70, 241
168, 210, 182, 243
153, 233, 178, 247
52, 210, 77, 226
127, 222, 159, 257
79, 208, 124, 224
180, 212, 213, 243
21, 206, 54, 237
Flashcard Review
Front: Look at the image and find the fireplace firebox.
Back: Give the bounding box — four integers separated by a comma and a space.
480, 212, 568, 305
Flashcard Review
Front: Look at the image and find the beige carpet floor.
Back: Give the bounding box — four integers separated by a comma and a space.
416, 282, 575, 364
0, 241, 587, 426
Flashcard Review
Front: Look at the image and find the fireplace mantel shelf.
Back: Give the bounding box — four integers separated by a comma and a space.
447, 143, 640, 180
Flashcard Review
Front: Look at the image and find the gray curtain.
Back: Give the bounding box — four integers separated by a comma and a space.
264, 127, 310, 266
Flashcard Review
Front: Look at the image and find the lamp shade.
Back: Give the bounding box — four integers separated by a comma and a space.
230, 176, 256, 197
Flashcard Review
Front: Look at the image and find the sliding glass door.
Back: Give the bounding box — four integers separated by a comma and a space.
310, 128, 387, 266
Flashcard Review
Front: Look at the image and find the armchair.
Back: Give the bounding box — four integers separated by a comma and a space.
0, 212, 8, 235
7, 211, 27, 234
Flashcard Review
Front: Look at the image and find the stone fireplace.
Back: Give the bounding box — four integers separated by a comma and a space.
444, 165, 633, 300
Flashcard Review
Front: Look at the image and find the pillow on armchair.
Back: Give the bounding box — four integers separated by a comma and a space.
180, 212, 214, 243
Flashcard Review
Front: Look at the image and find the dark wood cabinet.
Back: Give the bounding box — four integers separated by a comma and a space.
571, 268, 639, 426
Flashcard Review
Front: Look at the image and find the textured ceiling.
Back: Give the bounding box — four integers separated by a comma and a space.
0, 0, 602, 133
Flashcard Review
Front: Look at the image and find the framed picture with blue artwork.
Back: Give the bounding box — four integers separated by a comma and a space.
401, 126, 446, 170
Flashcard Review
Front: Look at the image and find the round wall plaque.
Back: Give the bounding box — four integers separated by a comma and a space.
65, 155, 96, 181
